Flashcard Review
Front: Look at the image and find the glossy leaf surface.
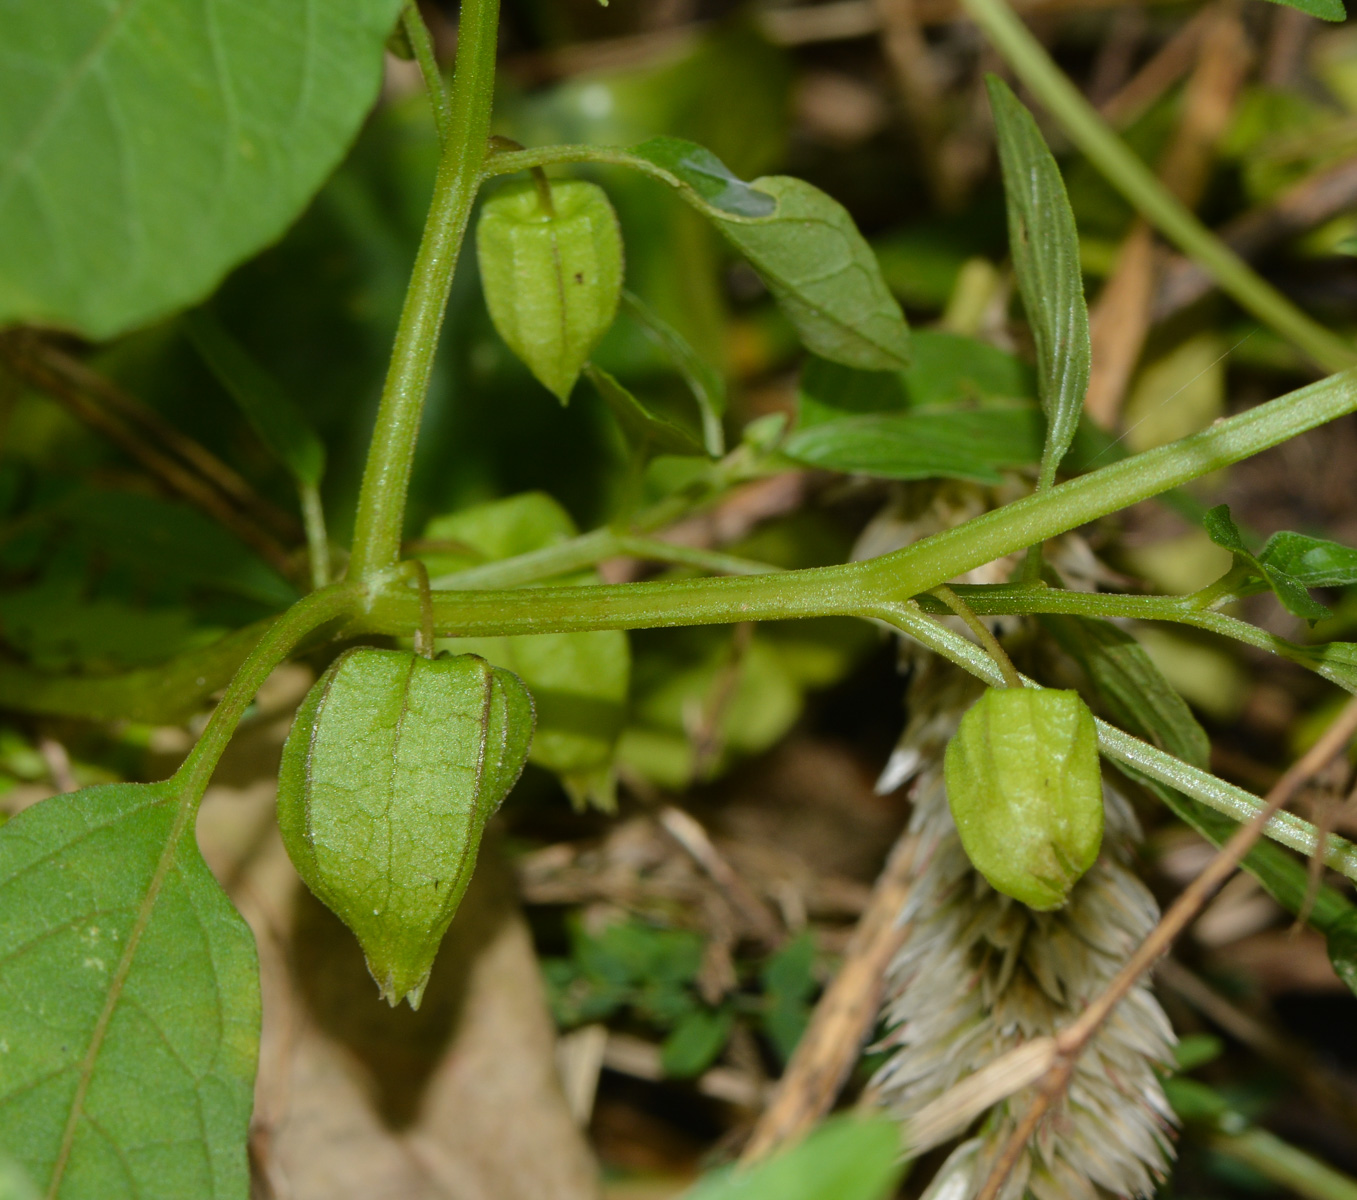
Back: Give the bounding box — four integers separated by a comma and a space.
0, 0, 405, 337
0, 782, 259, 1199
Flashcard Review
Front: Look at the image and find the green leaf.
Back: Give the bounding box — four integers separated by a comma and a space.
1204, 505, 1331, 619
1258, 530, 1357, 587
782, 408, 1044, 483
585, 365, 704, 459
712, 176, 911, 372
0, 782, 259, 1198
0, 0, 406, 338
630, 137, 777, 218
1041, 616, 1210, 769
620, 289, 727, 455
1263, 0, 1345, 22
1327, 911, 1357, 997
762, 931, 817, 1064
624, 140, 909, 370
681, 1116, 904, 1200
986, 77, 1090, 482
795, 332, 1036, 429
184, 310, 326, 488
661, 1007, 734, 1079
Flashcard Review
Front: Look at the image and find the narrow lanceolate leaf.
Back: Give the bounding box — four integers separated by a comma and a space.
185, 310, 326, 488
620, 289, 727, 456
0, 782, 259, 1199
1204, 504, 1331, 619
1264, 0, 1344, 22
987, 76, 1090, 484
1041, 615, 1210, 769
626, 139, 909, 371
585, 365, 704, 458
0, 0, 406, 339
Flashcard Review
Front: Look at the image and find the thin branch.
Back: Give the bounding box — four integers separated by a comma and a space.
403, 2, 453, 147
929, 585, 1022, 689
974, 695, 1357, 1200
741, 832, 917, 1162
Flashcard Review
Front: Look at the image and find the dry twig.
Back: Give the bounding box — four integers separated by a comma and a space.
973, 695, 1357, 1200
740, 832, 917, 1163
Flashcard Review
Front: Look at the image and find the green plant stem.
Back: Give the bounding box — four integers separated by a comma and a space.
1211, 1128, 1357, 1200
871, 599, 1357, 883
299, 480, 331, 590
347, 0, 500, 580
174, 585, 357, 799
402, 2, 452, 146
940, 585, 1357, 695
960, 0, 1357, 374
358, 369, 1357, 637
428, 529, 781, 590
930, 584, 1022, 688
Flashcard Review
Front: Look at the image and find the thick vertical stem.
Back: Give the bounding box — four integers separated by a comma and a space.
347, 0, 501, 580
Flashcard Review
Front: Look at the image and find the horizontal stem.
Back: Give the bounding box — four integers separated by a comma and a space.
948, 585, 1357, 696
872, 600, 1357, 883
359, 369, 1357, 637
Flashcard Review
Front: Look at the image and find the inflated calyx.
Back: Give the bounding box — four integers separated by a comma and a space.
476, 177, 624, 403
944, 687, 1103, 911
278, 648, 534, 1008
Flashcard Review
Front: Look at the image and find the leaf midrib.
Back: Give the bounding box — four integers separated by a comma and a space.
0, 0, 143, 211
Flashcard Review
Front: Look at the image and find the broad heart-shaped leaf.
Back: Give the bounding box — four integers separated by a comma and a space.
0, 782, 259, 1199
681, 1115, 903, 1200
986, 77, 1090, 482
185, 310, 326, 488
626, 140, 909, 372
782, 407, 1044, 482
585, 365, 704, 458
1204, 504, 1331, 619
0, 0, 406, 339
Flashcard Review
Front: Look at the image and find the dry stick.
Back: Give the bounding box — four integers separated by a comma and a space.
656, 805, 784, 947
0, 334, 297, 577
1096, 5, 1212, 128
16, 334, 302, 542
740, 833, 918, 1163
874, 0, 952, 208
973, 694, 1357, 1200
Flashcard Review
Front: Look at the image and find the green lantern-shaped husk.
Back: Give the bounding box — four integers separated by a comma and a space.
278, 648, 535, 1008
944, 687, 1103, 911
476, 177, 624, 403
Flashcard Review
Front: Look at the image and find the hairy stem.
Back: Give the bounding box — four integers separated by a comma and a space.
347, 0, 501, 579
356, 368, 1357, 636
960, 0, 1357, 374
402, 2, 452, 146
